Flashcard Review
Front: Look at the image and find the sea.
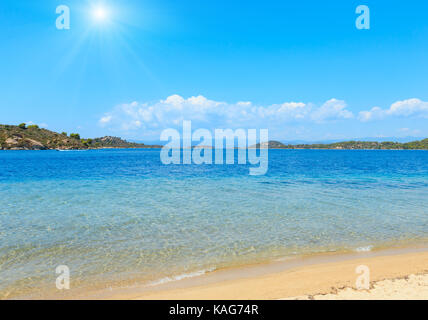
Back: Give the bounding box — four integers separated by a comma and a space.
0, 149, 427, 298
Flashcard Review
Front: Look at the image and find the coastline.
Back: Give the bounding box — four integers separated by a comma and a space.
2, 148, 428, 151
78, 245, 428, 300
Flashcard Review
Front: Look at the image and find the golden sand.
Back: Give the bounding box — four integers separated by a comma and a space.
105, 250, 428, 300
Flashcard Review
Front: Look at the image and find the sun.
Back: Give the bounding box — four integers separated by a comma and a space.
92, 6, 109, 21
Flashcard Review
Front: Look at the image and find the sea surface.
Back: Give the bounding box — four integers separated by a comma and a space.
1, 149, 428, 298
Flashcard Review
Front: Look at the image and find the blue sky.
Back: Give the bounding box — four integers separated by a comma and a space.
1, 0, 427, 141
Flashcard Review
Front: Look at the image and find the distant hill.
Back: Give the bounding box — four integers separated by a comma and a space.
278, 137, 424, 145
2, 123, 427, 150
0, 124, 161, 150
252, 139, 428, 150
255, 141, 285, 149
90, 136, 156, 148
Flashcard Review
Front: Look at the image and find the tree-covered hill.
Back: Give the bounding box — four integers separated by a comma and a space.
0, 124, 160, 150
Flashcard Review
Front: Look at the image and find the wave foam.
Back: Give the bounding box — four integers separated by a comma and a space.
147, 267, 216, 287
354, 245, 373, 252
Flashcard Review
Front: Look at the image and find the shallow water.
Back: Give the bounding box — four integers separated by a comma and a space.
0, 149, 427, 298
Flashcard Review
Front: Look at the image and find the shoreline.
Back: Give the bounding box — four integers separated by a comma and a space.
2, 148, 428, 151
78, 244, 428, 300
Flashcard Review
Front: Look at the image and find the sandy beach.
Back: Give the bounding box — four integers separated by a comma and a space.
286, 274, 428, 300
99, 248, 428, 300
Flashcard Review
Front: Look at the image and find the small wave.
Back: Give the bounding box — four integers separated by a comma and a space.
146, 267, 216, 287
354, 245, 373, 252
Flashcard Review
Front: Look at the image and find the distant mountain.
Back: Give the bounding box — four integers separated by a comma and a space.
252, 139, 428, 150
0, 124, 161, 150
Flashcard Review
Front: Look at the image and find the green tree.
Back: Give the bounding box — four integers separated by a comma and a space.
61, 132, 67, 136
70, 133, 80, 140
81, 138, 93, 146
18, 123, 26, 129
27, 124, 39, 129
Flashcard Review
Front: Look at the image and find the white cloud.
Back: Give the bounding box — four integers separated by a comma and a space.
358, 106, 384, 122
98, 95, 356, 136
388, 98, 428, 116
310, 99, 354, 122
99, 115, 112, 124
359, 98, 428, 122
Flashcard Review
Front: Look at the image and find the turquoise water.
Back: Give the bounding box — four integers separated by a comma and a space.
1, 149, 428, 298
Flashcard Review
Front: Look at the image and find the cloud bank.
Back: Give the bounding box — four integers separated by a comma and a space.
99, 95, 353, 133
358, 98, 428, 122
98, 95, 427, 139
